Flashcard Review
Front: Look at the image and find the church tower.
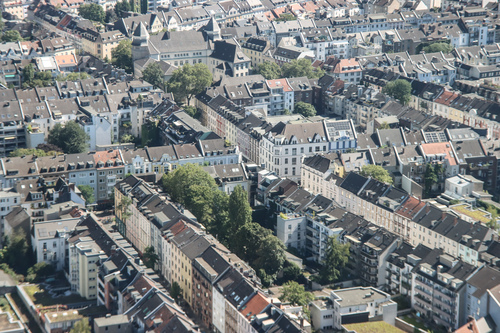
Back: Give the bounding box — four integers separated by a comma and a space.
131, 22, 150, 62
203, 16, 221, 41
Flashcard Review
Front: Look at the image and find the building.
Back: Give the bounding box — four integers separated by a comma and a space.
32, 218, 80, 271
310, 287, 397, 331
260, 119, 356, 181
412, 251, 479, 329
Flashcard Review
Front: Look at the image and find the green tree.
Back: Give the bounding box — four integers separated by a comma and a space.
1, 30, 23, 42
233, 222, 286, 285
143, 246, 159, 270
37, 143, 63, 154
47, 121, 89, 154
3, 230, 31, 274
228, 185, 252, 243
379, 122, 390, 129
77, 185, 95, 204
209, 190, 230, 241
105, 9, 118, 23
279, 281, 314, 306
293, 102, 316, 117
170, 281, 182, 300
161, 163, 217, 206
360, 165, 393, 184
120, 134, 135, 143
112, 40, 133, 74
256, 61, 282, 80
255, 233, 286, 278
22, 64, 35, 86
422, 42, 453, 54
282, 58, 324, 79
319, 237, 350, 285
275, 13, 297, 22
70, 318, 91, 333
118, 196, 132, 223
282, 261, 302, 282
142, 62, 165, 90
115, 0, 131, 17
183, 106, 200, 119
26, 262, 55, 283
166, 63, 212, 105
424, 164, 438, 197
79, 3, 105, 23
383, 79, 412, 105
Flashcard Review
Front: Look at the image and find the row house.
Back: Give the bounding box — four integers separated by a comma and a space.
0, 138, 241, 202
114, 175, 308, 332
260, 119, 356, 181
316, 170, 497, 266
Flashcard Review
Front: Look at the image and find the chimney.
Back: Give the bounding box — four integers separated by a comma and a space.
441, 211, 446, 221
418, 196, 421, 203
454, 216, 458, 226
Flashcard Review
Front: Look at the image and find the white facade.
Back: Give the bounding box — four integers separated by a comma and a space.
32, 219, 79, 271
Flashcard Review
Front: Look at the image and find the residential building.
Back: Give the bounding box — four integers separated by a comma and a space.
412, 251, 479, 329
310, 287, 397, 331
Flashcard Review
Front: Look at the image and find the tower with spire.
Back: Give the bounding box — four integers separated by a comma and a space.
202, 16, 221, 41
131, 22, 150, 62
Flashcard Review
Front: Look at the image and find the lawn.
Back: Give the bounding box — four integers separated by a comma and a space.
344, 321, 404, 333
0, 296, 13, 314
24, 285, 87, 307
402, 315, 427, 330
451, 204, 490, 223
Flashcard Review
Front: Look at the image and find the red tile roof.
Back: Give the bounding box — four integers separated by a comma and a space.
240, 292, 270, 320
395, 196, 425, 219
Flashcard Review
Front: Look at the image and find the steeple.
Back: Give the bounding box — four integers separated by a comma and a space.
203, 16, 221, 41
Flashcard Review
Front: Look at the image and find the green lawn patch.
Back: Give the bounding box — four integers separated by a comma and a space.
344, 321, 404, 333
24, 285, 87, 307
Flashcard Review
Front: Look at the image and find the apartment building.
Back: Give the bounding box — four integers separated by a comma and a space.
240, 37, 274, 67
412, 251, 478, 329
32, 218, 80, 271
260, 119, 356, 181
310, 287, 397, 331
67, 231, 106, 299
81, 30, 125, 60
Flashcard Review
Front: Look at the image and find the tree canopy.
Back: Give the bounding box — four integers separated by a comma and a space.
161, 165, 286, 286
22, 64, 52, 88
166, 63, 212, 105
383, 79, 412, 105
115, 0, 131, 17
360, 165, 393, 184
282, 59, 324, 79
279, 281, 314, 306
78, 185, 95, 204
294, 102, 317, 117
70, 318, 91, 333
1, 31, 23, 42
422, 42, 452, 54
143, 246, 159, 270
256, 62, 282, 80
26, 262, 55, 283
48, 121, 89, 154
56, 72, 89, 81
319, 236, 350, 285
142, 62, 165, 90
112, 40, 133, 73
79, 4, 105, 23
